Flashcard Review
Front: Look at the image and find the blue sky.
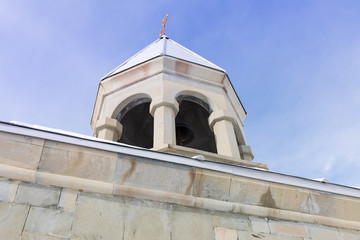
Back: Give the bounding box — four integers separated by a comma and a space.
1, 1, 359, 186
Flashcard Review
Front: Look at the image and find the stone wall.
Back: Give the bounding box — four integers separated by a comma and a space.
1, 179, 359, 239
1, 129, 360, 239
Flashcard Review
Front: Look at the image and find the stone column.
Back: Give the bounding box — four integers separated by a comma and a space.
209, 110, 241, 159
96, 117, 123, 141
150, 97, 179, 149
239, 145, 254, 161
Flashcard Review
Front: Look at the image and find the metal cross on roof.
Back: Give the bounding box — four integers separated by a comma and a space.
160, 14, 168, 37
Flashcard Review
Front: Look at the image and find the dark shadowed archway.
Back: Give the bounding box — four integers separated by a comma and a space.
175, 95, 217, 153
116, 98, 153, 149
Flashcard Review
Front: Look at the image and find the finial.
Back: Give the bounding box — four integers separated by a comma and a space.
160, 14, 168, 37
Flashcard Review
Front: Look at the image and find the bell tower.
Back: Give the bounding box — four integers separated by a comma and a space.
91, 35, 265, 168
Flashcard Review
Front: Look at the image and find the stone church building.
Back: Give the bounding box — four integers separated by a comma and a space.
0, 35, 360, 239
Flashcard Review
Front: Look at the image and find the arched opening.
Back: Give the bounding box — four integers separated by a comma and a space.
175, 95, 217, 153
116, 98, 153, 148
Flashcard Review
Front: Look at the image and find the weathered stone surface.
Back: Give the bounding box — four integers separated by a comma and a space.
250, 216, 270, 234
36, 172, 113, 195
152, 104, 177, 148
309, 191, 360, 221
15, 182, 61, 207
195, 197, 231, 212
114, 157, 194, 195
123, 198, 171, 240
96, 117, 123, 141
71, 193, 124, 240
238, 231, 305, 239
269, 183, 310, 213
230, 176, 269, 206
172, 205, 213, 240
0, 132, 44, 170
210, 117, 241, 159
21, 232, 68, 239
213, 211, 250, 231
0, 163, 36, 183
193, 169, 231, 201
113, 183, 195, 207
214, 227, 237, 240
0, 202, 29, 239
24, 207, 73, 238
339, 229, 360, 240
44, 140, 118, 157
58, 188, 78, 211
306, 225, 340, 240
269, 220, 309, 237
39, 141, 117, 182
0, 179, 19, 202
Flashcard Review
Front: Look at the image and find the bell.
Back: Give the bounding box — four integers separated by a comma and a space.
175, 115, 194, 146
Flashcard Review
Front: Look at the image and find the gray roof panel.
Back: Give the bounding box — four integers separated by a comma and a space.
102, 36, 225, 80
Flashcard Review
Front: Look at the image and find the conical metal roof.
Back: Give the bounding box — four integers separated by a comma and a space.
102, 35, 225, 80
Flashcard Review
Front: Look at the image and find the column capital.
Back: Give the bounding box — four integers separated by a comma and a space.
208, 110, 236, 131
150, 96, 179, 116
96, 117, 122, 132
95, 117, 123, 141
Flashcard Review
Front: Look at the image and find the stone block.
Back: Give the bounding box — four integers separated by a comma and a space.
0, 179, 19, 202
309, 191, 360, 221
214, 227, 237, 240
339, 229, 360, 240
250, 216, 270, 233
123, 198, 171, 240
0, 202, 30, 239
306, 225, 340, 240
39, 141, 117, 182
24, 207, 73, 238
230, 176, 269, 206
58, 188, 78, 211
15, 182, 61, 207
71, 193, 124, 240
44, 140, 118, 158
193, 169, 231, 201
0, 132, 44, 170
237, 231, 304, 240
21, 232, 68, 239
213, 211, 250, 231
269, 183, 310, 213
269, 220, 309, 237
114, 157, 194, 195
172, 205, 213, 240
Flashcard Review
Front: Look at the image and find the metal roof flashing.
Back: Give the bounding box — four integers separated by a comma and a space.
1, 121, 360, 199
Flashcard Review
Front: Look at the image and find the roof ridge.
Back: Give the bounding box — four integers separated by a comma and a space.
101, 37, 163, 80
167, 38, 225, 72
